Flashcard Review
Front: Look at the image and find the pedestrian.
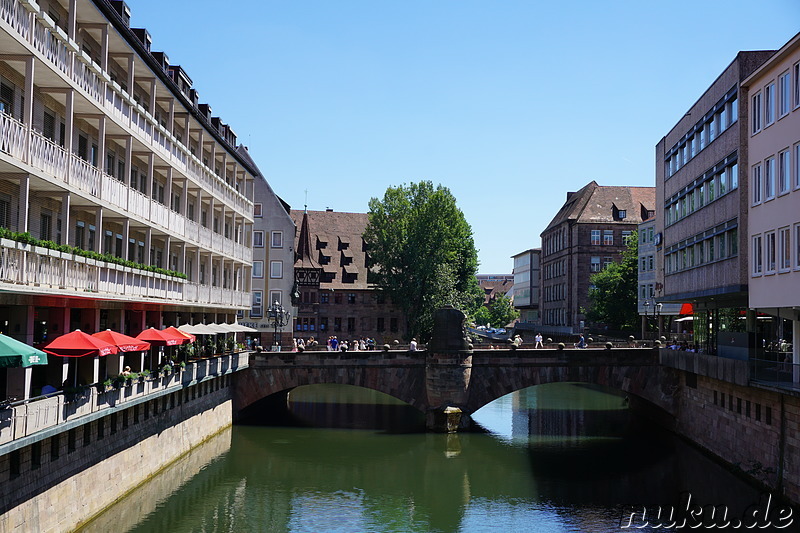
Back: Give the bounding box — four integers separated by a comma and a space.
535, 333, 543, 349
409, 338, 418, 351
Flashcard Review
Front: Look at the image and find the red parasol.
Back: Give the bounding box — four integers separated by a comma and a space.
43, 330, 119, 357
679, 303, 694, 315
163, 326, 195, 344
135, 327, 186, 346
92, 330, 151, 352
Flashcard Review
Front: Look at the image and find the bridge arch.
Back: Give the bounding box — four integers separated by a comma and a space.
233, 362, 428, 418
466, 360, 680, 418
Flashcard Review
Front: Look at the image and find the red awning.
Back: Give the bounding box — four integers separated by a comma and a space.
135, 327, 186, 346
43, 330, 119, 358
92, 330, 151, 352
679, 303, 694, 315
163, 326, 195, 343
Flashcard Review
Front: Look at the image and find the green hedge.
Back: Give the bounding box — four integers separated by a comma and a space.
0, 228, 188, 280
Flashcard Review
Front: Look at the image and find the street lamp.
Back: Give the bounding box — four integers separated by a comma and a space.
643, 300, 663, 340
267, 301, 291, 352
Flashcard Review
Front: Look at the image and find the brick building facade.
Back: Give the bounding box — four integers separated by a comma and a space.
540, 181, 655, 335
291, 209, 405, 345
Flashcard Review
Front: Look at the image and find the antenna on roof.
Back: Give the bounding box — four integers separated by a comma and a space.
304, 189, 308, 213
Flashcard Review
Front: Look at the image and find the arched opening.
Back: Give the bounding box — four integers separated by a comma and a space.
471, 382, 679, 506
238, 384, 425, 432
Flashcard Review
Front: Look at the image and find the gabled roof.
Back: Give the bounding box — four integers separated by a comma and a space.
542, 181, 655, 234
290, 210, 371, 290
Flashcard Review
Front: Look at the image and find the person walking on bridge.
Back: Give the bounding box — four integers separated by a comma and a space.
534, 333, 543, 349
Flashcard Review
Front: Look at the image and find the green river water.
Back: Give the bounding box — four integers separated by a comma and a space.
78, 383, 797, 533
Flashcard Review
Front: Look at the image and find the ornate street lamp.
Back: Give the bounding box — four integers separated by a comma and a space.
267, 301, 291, 351
643, 300, 663, 340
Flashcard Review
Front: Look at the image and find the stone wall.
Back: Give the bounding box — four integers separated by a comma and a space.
672, 372, 800, 502
0, 375, 233, 533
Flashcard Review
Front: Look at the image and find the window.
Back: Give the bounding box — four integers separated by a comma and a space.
795, 62, 800, 109
591, 256, 601, 272
603, 230, 613, 246
796, 143, 800, 189
376, 318, 385, 332
270, 290, 282, 306
765, 82, 775, 126
795, 224, 800, 269
347, 293, 356, 304
251, 291, 263, 318
603, 257, 613, 269
618, 210, 626, 220
0, 195, 10, 228
253, 231, 264, 247
254, 203, 262, 217
590, 230, 601, 245
271, 231, 283, 248
252, 260, 263, 278
334, 317, 342, 332
765, 231, 776, 273
40, 212, 52, 241
648, 255, 654, 271
779, 150, 790, 194
765, 157, 775, 200
390, 317, 398, 332
752, 164, 763, 205
270, 260, 283, 278
320, 293, 329, 304
779, 71, 791, 117
779, 227, 791, 272
752, 92, 762, 133
0, 82, 14, 116
622, 230, 632, 244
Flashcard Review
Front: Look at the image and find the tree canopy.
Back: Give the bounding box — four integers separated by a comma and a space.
363, 181, 483, 340
471, 293, 519, 329
586, 231, 639, 331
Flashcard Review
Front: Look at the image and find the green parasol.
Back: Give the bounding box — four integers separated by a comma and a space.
0, 333, 48, 368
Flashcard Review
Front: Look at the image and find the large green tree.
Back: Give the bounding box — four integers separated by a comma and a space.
586, 232, 639, 331
364, 181, 483, 340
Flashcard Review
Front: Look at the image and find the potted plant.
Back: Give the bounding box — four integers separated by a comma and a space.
141, 369, 151, 381
161, 364, 173, 377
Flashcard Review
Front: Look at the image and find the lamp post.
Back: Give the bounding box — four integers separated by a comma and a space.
643, 300, 663, 340
267, 301, 291, 352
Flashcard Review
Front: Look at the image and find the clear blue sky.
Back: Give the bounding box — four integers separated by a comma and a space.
129, 1, 799, 274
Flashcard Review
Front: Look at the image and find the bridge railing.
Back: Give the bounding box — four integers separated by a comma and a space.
0, 351, 250, 447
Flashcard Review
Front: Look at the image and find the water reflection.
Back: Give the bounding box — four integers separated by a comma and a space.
82, 383, 791, 533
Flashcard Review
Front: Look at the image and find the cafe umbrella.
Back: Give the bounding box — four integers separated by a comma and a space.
0, 334, 48, 368
42, 330, 119, 387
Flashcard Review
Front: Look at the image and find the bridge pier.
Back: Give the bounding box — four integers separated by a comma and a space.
425, 351, 473, 432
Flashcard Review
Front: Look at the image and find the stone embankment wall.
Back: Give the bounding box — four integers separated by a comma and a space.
662, 349, 800, 503
0, 375, 233, 533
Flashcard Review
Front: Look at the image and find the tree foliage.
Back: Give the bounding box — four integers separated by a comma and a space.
586, 232, 639, 331
487, 293, 519, 328
364, 181, 483, 340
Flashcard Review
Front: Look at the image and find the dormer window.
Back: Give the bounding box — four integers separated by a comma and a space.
618, 210, 627, 220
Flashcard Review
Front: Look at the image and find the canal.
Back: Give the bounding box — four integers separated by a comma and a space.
78, 383, 795, 532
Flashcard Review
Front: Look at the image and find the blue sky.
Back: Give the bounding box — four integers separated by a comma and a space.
129, 1, 799, 274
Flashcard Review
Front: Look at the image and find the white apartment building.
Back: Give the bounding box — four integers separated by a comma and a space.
743, 33, 800, 377
0, 0, 255, 344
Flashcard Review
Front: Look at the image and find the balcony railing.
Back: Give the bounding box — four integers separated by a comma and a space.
0, 113, 252, 264
0, 238, 248, 307
0, 352, 250, 447
1, 0, 252, 218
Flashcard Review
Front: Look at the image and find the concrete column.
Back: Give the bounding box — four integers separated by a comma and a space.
97, 116, 106, 170
126, 54, 135, 96
179, 243, 186, 274
67, 0, 77, 39
24, 57, 34, 161
166, 168, 173, 210
60, 192, 70, 246
19, 174, 30, 233
100, 24, 109, 72
145, 228, 152, 266
95, 207, 103, 254
148, 79, 156, 115
122, 218, 130, 260
168, 99, 175, 134
125, 136, 133, 202
164, 235, 170, 269
64, 89, 74, 183
181, 179, 189, 216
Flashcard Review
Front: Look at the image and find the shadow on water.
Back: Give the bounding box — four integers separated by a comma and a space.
81, 383, 799, 533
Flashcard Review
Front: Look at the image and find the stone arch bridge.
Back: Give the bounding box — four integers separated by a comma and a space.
234, 348, 681, 431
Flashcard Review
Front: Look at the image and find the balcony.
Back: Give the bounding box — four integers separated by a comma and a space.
0, 351, 250, 447
0, 0, 253, 218
0, 238, 248, 308
1, 112, 251, 264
